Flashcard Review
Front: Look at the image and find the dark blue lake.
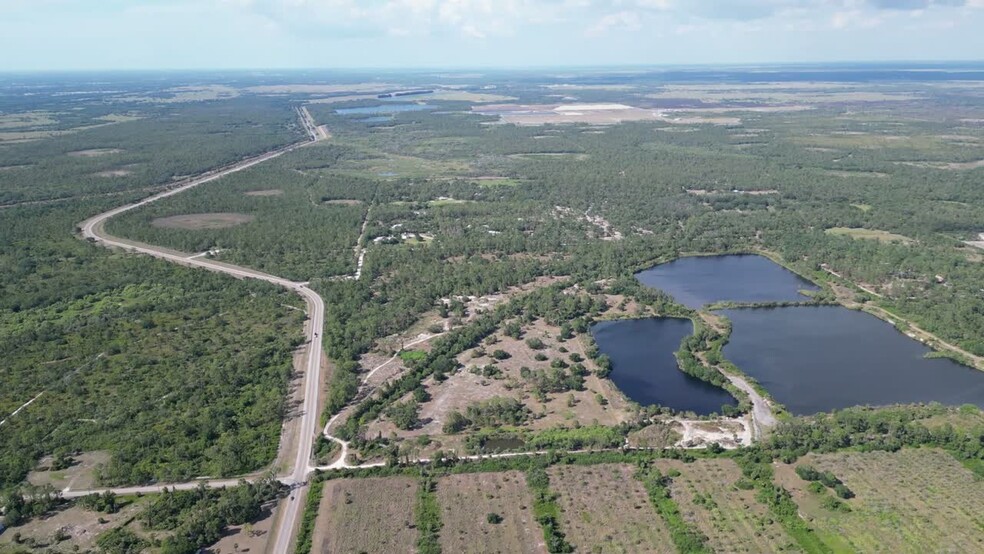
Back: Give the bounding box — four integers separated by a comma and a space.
636, 254, 818, 309
721, 306, 984, 415
590, 318, 738, 415
336, 103, 431, 115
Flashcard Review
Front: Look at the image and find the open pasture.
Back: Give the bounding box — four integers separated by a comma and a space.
656, 459, 801, 553
548, 463, 675, 553
775, 448, 984, 554
436, 471, 545, 554
310, 477, 419, 554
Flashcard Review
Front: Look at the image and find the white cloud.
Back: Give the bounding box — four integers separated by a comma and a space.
586, 10, 642, 36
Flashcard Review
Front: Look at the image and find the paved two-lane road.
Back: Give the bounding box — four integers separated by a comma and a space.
77, 117, 329, 553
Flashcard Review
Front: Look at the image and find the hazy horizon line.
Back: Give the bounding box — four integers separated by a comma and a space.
3, 59, 984, 75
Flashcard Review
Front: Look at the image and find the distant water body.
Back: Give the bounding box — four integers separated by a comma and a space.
336, 104, 431, 115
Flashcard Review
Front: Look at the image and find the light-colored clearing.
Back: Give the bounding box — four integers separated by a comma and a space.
27, 451, 111, 491
0, 501, 143, 551
208, 501, 277, 554
151, 212, 254, 230
67, 148, 123, 158
437, 471, 546, 554
322, 198, 363, 205
244, 189, 284, 197
426, 90, 517, 103
822, 169, 889, 178
312, 477, 418, 554
95, 169, 133, 178
898, 159, 984, 170
247, 83, 400, 94
549, 463, 674, 553
0, 111, 58, 129
686, 188, 779, 196
825, 227, 914, 244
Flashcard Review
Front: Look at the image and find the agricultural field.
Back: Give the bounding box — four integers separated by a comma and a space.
547, 463, 675, 553
775, 448, 984, 554
310, 477, 418, 554
656, 459, 801, 553
435, 471, 545, 554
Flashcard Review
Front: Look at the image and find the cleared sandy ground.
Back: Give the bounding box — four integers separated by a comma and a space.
151, 212, 254, 230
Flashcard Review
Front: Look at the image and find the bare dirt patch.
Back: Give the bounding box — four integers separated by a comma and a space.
476, 104, 741, 126
151, 213, 254, 230
549, 463, 675, 553
774, 448, 984, 553
311, 477, 418, 554
822, 169, 889, 178
207, 501, 276, 554
657, 458, 799, 553
322, 198, 363, 205
95, 169, 133, 178
437, 471, 546, 554
28, 451, 110, 491
244, 189, 284, 197
899, 159, 984, 170
67, 148, 123, 158
628, 421, 684, 448
0, 499, 144, 552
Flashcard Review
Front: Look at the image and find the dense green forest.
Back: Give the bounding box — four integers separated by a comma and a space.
0, 97, 303, 204
0, 99, 309, 491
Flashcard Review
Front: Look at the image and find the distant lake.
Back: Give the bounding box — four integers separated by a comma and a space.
591, 318, 737, 415
636, 254, 818, 309
336, 104, 431, 115
722, 306, 984, 415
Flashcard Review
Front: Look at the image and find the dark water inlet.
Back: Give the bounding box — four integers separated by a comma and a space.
590, 317, 738, 415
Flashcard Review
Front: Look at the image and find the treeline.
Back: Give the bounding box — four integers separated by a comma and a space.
139, 478, 285, 554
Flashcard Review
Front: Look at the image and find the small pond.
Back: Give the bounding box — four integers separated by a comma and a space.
721, 306, 984, 415
590, 317, 738, 415
635, 254, 818, 309
336, 103, 432, 115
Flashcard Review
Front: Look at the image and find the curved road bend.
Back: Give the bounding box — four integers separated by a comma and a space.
77, 120, 327, 553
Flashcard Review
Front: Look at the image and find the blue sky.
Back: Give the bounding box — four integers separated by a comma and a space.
2, 0, 982, 70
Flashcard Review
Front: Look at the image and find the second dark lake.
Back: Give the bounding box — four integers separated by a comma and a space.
636, 254, 818, 309
722, 306, 984, 415
591, 317, 738, 415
